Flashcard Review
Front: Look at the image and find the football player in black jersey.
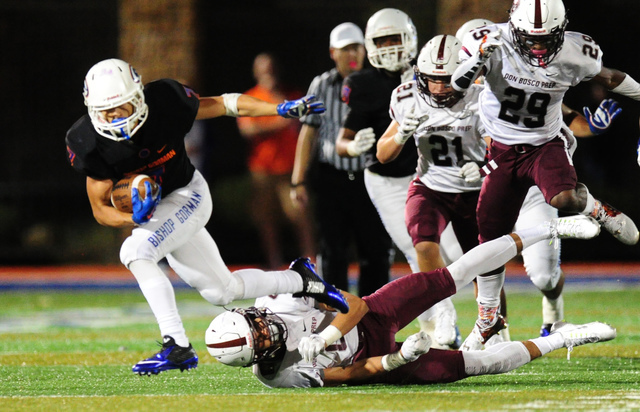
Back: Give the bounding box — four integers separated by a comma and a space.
335, 9, 462, 349
65, 58, 348, 376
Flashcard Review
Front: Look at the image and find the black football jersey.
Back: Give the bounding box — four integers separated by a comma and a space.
65, 79, 199, 196
341, 68, 418, 177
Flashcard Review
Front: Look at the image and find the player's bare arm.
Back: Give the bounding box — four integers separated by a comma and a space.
290, 124, 318, 208
376, 120, 402, 163
591, 66, 627, 90
325, 290, 369, 336
196, 95, 278, 120
335, 127, 357, 156
323, 356, 386, 386
324, 330, 432, 385
86, 176, 136, 228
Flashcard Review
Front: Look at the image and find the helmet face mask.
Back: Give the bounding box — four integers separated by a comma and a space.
83, 59, 149, 141
415, 35, 462, 108
509, 0, 567, 67
205, 307, 288, 368
365, 8, 418, 72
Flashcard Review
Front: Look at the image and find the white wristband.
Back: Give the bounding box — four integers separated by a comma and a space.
381, 351, 408, 371
612, 74, 640, 100
346, 140, 360, 157
222, 93, 241, 117
393, 132, 409, 145
318, 325, 342, 347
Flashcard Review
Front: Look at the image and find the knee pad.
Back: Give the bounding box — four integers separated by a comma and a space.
198, 278, 238, 306
120, 231, 162, 268
523, 252, 561, 291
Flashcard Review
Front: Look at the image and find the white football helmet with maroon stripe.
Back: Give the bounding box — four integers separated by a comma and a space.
83, 58, 149, 141
509, 0, 567, 67
206, 307, 288, 367
414, 34, 462, 107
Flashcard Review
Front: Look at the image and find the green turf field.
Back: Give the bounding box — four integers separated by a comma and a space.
1, 287, 639, 411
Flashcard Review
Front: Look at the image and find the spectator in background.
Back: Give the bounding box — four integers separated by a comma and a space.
290, 23, 393, 296
237, 53, 314, 269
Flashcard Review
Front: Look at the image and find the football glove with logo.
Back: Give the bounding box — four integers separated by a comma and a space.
277, 95, 325, 118
583, 99, 622, 135
132, 182, 161, 225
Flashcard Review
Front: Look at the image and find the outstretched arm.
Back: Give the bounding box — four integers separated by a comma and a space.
197, 94, 324, 120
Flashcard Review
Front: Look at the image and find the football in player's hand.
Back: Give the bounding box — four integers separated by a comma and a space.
110, 174, 160, 213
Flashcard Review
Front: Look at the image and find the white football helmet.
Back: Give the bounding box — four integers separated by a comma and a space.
455, 18, 495, 42
205, 307, 288, 368
414, 35, 462, 108
509, 0, 567, 67
365, 8, 418, 72
83, 58, 149, 141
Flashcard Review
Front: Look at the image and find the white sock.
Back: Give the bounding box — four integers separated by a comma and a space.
581, 192, 597, 216
463, 342, 531, 376
448, 235, 517, 291
476, 270, 505, 308
542, 295, 564, 324
129, 260, 188, 347
515, 224, 552, 250
233, 268, 303, 299
529, 333, 565, 356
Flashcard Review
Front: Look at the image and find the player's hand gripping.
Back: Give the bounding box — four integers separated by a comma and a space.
346, 127, 376, 156
131, 181, 161, 225
478, 31, 502, 59
393, 106, 421, 145
399, 331, 432, 362
583, 98, 622, 135
459, 162, 482, 183
298, 334, 326, 363
277, 95, 326, 118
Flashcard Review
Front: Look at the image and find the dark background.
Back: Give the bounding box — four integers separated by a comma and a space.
1, 0, 639, 265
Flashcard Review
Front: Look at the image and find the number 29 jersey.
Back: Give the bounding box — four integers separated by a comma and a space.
463, 23, 602, 146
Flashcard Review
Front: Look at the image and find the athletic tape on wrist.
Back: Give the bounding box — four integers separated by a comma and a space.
381, 351, 408, 371
612, 74, 640, 100
318, 325, 342, 347
393, 132, 408, 145
222, 93, 241, 117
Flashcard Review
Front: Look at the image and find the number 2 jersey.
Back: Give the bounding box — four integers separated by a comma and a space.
389, 82, 487, 193
65, 79, 199, 196
460, 23, 602, 146
251, 294, 360, 388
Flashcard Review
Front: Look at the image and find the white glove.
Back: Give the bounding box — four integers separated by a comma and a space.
393, 107, 421, 145
400, 331, 432, 362
346, 127, 376, 157
298, 334, 326, 363
459, 162, 482, 183
478, 31, 502, 59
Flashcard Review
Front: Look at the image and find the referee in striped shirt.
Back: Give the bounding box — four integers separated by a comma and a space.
290, 22, 393, 297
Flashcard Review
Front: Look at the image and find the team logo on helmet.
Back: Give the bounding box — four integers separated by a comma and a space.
129, 65, 141, 84
511, 0, 521, 13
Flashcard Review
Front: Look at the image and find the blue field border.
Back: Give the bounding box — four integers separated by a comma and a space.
1, 263, 639, 291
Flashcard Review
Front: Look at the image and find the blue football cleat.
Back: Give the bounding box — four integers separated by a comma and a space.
540, 323, 553, 337
132, 336, 198, 375
290, 257, 349, 314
